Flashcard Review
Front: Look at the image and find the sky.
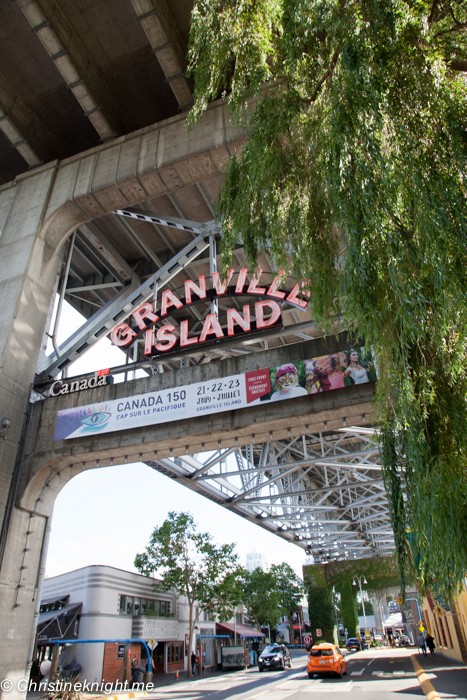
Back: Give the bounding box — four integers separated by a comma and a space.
44, 300, 308, 579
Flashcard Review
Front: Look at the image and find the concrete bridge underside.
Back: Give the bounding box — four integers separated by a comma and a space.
0, 100, 391, 698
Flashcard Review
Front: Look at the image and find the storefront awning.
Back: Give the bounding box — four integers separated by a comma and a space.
216, 622, 265, 638
37, 603, 82, 641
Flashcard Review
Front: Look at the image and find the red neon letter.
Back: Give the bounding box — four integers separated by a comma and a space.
132, 302, 159, 330
110, 323, 137, 348
185, 276, 207, 304
286, 280, 311, 309
235, 268, 248, 293
212, 269, 234, 295
199, 314, 225, 342
227, 306, 251, 336
160, 290, 183, 317
247, 269, 266, 295
180, 320, 198, 347
144, 328, 154, 355
255, 301, 281, 329
155, 324, 177, 352
267, 272, 286, 299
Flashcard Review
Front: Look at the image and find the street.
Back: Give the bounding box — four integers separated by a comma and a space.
142, 649, 425, 700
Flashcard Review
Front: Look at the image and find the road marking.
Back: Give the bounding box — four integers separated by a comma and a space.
411, 655, 441, 700
248, 690, 270, 699
350, 670, 364, 676
304, 681, 353, 692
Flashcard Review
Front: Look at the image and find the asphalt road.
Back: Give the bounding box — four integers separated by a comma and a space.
144, 648, 425, 700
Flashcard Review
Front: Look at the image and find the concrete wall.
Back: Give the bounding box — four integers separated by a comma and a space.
0, 100, 245, 700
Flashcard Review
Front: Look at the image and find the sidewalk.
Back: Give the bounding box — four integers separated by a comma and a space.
411, 650, 467, 699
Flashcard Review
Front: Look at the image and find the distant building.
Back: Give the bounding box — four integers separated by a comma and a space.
246, 550, 269, 573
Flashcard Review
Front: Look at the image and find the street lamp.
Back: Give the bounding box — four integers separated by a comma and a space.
352, 576, 368, 631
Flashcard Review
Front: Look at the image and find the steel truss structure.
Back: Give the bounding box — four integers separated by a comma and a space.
149, 427, 394, 562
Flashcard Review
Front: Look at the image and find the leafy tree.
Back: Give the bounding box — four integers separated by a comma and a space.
270, 563, 305, 643
188, 1, 467, 597
242, 567, 281, 632
134, 512, 242, 676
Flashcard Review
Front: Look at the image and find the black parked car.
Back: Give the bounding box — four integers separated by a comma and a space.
258, 645, 292, 671
346, 638, 367, 651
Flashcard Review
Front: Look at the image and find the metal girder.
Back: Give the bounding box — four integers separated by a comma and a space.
146, 429, 395, 562
114, 208, 207, 235
36, 226, 211, 383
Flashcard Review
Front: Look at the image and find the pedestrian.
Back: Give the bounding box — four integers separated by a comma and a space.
131, 655, 138, 668
418, 633, 427, 656
191, 651, 197, 675
426, 633, 436, 656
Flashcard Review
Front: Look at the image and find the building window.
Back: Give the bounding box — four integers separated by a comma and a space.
119, 595, 171, 616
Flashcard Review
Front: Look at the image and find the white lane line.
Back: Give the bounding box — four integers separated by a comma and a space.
304, 681, 353, 692
350, 670, 364, 676
393, 670, 405, 676
366, 657, 376, 665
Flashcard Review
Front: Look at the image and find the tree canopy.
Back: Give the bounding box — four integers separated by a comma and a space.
187, 1, 467, 598
134, 512, 243, 675
242, 567, 282, 631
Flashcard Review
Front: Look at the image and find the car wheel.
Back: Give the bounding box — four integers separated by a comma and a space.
308, 672, 314, 679
259, 668, 263, 673
337, 666, 343, 679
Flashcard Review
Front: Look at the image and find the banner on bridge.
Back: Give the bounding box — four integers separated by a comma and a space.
53, 347, 376, 441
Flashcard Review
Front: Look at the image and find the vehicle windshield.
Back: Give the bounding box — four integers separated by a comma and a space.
311, 648, 334, 657
262, 646, 282, 655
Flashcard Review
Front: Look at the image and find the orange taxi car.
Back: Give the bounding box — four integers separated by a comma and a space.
307, 643, 347, 679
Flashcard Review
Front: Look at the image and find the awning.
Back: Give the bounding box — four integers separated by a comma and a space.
216, 622, 265, 638
37, 603, 82, 641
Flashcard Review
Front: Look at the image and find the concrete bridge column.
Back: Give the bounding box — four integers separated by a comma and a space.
0, 164, 64, 700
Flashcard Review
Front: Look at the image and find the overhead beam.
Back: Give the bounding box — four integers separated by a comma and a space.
0, 69, 59, 166
79, 224, 134, 283
36, 231, 210, 382
16, 0, 131, 141
131, 0, 193, 111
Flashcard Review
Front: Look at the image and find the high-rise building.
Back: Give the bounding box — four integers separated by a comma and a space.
246, 550, 270, 573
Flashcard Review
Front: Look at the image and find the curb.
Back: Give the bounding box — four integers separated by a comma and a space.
411, 655, 440, 700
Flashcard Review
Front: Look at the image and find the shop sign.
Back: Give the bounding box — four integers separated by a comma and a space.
53, 346, 376, 440
109, 270, 310, 356
117, 644, 125, 658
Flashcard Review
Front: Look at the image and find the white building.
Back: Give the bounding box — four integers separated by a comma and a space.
36, 565, 216, 684
245, 550, 269, 573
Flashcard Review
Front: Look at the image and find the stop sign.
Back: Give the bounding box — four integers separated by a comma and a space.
316, 629, 322, 637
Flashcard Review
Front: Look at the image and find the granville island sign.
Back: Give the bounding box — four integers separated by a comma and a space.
109, 269, 310, 356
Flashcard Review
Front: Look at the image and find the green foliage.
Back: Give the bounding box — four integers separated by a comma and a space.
134, 512, 243, 674
270, 562, 305, 613
188, 0, 467, 598
242, 567, 282, 630
306, 585, 338, 645
336, 581, 358, 637
357, 601, 374, 616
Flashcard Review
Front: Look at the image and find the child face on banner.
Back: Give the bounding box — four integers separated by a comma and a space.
276, 371, 297, 392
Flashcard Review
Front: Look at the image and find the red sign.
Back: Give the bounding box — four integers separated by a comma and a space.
245, 369, 271, 403
316, 629, 322, 637
98, 368, 110, 376
303, 635, 312, 645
